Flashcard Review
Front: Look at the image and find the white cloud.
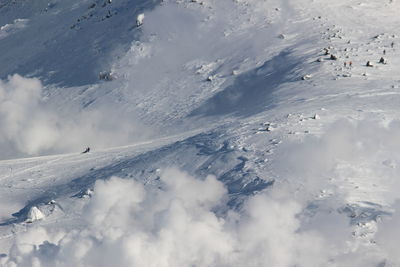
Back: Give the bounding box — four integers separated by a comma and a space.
0, 19, 29, 40
268, 119, 400, 266
4, 168, 352, 267
0, 74, 149, 158
375, 201, 400, 266
0, 74, 58, 155
5, 118, 400, 266
272, 119, 400, 205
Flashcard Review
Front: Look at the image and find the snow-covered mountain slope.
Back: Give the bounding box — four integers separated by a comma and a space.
0, 0, 161, 86
1, 0, 400, 266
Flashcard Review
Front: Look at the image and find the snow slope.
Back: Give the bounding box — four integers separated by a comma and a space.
1, 0, 400, 266
0, 0, 161, 86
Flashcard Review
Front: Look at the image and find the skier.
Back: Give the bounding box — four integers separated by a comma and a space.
82, 147, 90, 154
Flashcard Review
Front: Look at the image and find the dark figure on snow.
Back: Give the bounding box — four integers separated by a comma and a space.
82, 147, 90, 154
379, 57, 387, 64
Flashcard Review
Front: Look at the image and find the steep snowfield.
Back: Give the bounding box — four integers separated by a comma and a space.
0, 0, 161, 86
1, 0, 400, 266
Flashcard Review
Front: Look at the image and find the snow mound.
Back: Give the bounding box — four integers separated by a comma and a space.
25, 206, 44, 223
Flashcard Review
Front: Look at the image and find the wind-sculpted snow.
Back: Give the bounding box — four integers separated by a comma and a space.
109, 0, 296, 124
2, 130, 273, 226
190, 50, 302, 117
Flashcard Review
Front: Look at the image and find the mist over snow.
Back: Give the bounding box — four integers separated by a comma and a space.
273, 119, 400, 205
2, 169, 343, 267
0, 19, 28, 40
0, 75, 150, 159
1, 0, 400, 266
5, 120, 400, 266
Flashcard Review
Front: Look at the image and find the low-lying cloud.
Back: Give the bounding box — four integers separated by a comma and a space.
0, 19, 29, 40
4, 168, 334, 267
0, 74, 149, 159
6, 167, 371, 267
270, 118, 400, 266
5, 118, 400, 266
273, 119, 400, 206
